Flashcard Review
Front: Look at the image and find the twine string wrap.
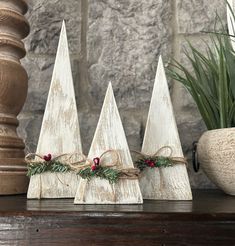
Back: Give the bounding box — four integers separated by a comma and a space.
25, 152, 89, 169
25, 149, 140, 181
25, 152, 90, 190
131, 146, 188, 167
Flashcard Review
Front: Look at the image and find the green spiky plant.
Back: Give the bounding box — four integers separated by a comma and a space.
168, 3, 235, 130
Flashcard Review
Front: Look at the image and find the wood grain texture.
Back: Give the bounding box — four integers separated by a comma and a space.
140, 56, 192, 200
74, 83, 143, 204
0, 0, 29, 194
0, 190, 234, 245
27, 22, 82, 199
0, 0, 28, 15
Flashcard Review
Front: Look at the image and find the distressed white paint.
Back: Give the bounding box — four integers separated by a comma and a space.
227, 0, 235, 51
27, 21, 82, 199
74, 83, 143, 204
140, 56, 192, 200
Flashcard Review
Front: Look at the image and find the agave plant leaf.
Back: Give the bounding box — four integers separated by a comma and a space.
224, 45, 235, 98
228, 101, 235, 126
218, 38, 228, 128
167, 4, 235, 130
168, 59, 217, 130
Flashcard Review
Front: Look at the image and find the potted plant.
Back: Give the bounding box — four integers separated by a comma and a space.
168, 5, 235, 195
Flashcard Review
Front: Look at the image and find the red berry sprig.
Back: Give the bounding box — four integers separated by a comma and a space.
91, 157, 100, 171
145, 159, 155, 168
43, 153, 52, 162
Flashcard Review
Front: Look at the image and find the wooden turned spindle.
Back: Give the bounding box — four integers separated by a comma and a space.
0, 0, 29, 194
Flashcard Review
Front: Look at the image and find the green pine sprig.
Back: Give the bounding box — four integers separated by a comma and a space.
135, 156, 173, 172
27, 161, 72, 177
77, 166, 121, 184
27, 161, 121, 184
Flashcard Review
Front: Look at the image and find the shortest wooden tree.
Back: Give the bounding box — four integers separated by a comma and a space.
139, 56, 192, 200
27, 21, 82, 199
74, 83, 143, 204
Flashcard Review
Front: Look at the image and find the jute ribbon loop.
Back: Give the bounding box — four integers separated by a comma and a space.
25, 152, 89, 168
96, 149, 140, 178
25, 149, 140, 179
131, 146, 188, 166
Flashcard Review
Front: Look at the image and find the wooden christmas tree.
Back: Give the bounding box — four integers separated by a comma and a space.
27, 21, 82, 199
74, 83, 143, 204
139, 56, 192, 200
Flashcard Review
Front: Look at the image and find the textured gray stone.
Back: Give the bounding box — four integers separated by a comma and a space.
121, 111, 144, 151
18, 113, 43, 153
21, 55, 54, 112
177, 0, 227, 34
172, 83, 201, 123
18, 0, 228, 190
87, 0, 173, 110
78, 111, 100, 155
25, 0, 81, 54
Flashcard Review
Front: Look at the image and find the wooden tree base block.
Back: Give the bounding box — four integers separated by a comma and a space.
0, 0, 30, 194
140, 164, 191, 200
27, 173, 79, 199
139, 56, 192, 200
76, 178, 142, 204
74, 84, 143, 204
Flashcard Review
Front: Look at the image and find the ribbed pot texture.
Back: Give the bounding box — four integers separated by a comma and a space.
198, 128, 235, 196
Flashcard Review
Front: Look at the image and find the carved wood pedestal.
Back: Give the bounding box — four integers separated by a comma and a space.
0, 0, 29, 194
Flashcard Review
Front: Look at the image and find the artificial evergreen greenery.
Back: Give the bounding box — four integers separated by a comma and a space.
135, 156, 173, 172
27, 161, 71, 177
27, 155, 176, 182
27, 160, 121, 184
77, 166, 121, 184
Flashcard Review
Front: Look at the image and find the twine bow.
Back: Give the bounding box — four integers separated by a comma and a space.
25, 152, 88, 168
89, 150, 140, 180
131, 146, 188, 167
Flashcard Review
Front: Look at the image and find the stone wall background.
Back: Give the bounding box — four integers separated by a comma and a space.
19, 0, 227, 189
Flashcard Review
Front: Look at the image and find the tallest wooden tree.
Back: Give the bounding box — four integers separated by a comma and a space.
0, 0, 29, 194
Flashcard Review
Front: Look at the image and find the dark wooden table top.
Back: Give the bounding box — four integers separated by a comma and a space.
0, 190, 235, 245
0, 189, 234, 215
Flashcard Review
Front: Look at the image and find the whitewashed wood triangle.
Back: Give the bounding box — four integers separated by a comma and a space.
27, 21, 82, 199
74, 83, 143, 204
140, 56, 192, 200
227, 0, 235, 51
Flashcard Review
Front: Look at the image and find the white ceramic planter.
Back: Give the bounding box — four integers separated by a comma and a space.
197, 128, 235, 195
